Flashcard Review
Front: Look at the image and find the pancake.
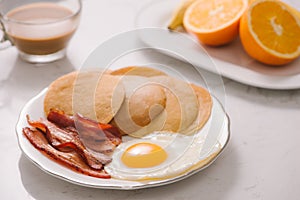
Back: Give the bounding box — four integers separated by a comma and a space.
111, 67, 181, 133
112, 75, 167, 136
129, 84, 166, 127
112, 70, 205, 135
110, 66, 166, 77
44, 70, 125, 124
149, 76, 199, 133
44, 67, 211, 137
128, 77, 204, 136
44, 71, 77, 117
160, 89, 181, 132
181, 84, 212, 134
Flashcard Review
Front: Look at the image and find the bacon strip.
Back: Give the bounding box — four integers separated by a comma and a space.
23, 127, 111, 179
27, 116, 111, 169
73, 113, 121, 152
47, 109, 75, 128
47, 110, 122, 151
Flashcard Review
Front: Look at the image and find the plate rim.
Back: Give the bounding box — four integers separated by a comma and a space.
15, 87, 231, 190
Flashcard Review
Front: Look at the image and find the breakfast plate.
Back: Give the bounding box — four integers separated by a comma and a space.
135, 0, 300, 90
16, 87, 230, 190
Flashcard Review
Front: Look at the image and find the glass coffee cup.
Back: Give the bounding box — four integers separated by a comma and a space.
0, 0, 81, 63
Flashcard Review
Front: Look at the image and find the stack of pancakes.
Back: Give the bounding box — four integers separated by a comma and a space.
44, 66, 212, 137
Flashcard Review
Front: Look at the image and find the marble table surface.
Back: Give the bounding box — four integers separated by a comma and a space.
1, 0, 300, 199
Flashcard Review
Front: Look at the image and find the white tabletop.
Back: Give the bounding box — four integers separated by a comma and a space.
1, 0, 300, 199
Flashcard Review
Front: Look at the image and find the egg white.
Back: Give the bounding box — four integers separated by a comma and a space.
104, 130, 219, 181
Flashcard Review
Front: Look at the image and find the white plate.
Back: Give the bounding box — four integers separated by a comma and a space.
16, 88, 230, 190
135, 0, 300, 90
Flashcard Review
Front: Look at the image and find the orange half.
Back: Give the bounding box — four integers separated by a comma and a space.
240, 0, 300, 65
183, 0, 248, 46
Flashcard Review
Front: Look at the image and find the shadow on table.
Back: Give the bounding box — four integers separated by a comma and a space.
7, 56, 76, 91
0, 55, 76, 110
224, 80, 300, 110
18, 143, 239, 200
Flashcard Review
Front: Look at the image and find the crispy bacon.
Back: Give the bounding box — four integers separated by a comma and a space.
47, 110, 122, 151
73, 113, 122, 152
27, 116, 112, 169
47, 109, 75, 128
23, 127, 111, 179
23, 109, 123, 178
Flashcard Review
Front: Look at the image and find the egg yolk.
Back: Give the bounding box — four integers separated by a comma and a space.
121, 142, 167, 168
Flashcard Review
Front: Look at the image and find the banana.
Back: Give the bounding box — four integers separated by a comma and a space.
168, 0, 198, 30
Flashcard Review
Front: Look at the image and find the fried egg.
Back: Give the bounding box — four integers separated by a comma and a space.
104, 131, 220, 181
